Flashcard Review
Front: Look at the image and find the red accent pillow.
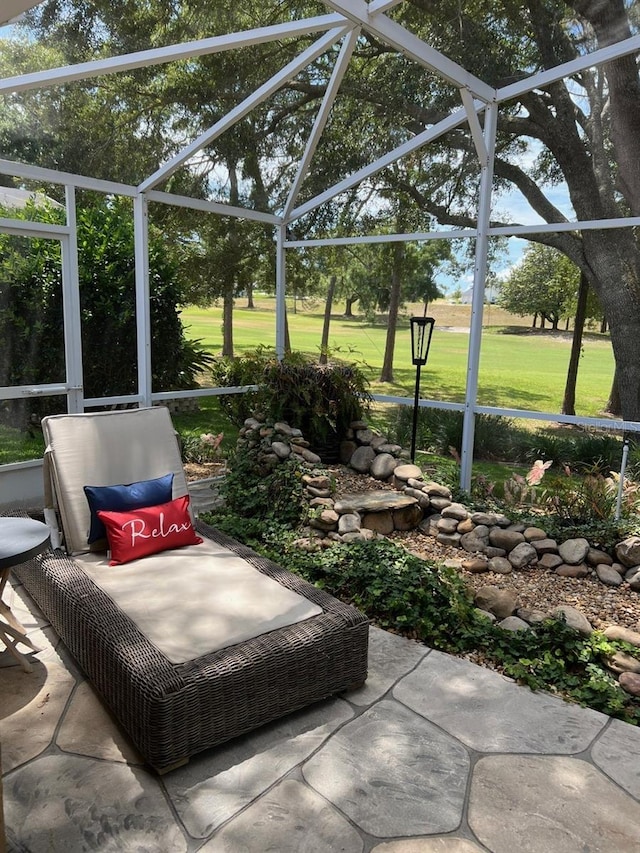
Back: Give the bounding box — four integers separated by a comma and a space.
97, 495, 203, 566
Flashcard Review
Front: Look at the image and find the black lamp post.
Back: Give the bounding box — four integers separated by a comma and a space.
410, 316, 435, 462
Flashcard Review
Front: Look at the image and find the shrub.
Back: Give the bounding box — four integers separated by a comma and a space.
210, 348, 371, 450
209, 346, 270, 425
386, 407, 517, 461
518, 430, 623, 472
179, 430, 224, 464
217, 450, 309, 529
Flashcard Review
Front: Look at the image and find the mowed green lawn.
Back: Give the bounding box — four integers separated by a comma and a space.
181, 298, 615, 418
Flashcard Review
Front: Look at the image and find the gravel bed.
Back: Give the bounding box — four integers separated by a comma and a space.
327, 465, 640, 634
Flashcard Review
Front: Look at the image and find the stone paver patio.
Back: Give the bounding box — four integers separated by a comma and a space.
3, 575, 640, 852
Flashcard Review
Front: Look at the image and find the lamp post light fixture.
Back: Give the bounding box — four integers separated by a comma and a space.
410, 316, 435, 462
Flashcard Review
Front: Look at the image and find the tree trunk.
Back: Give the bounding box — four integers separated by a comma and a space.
568, 0, 640, 216
562, 272, 589, 416
284, 306, 291, 355
380, 241, 404, 382
344, 295, 357, 317
580, 228, 640, 420
606, 369, 621, 417
246, 282, 254, 309
532, 313, 537, 328
319, 275, 336, 365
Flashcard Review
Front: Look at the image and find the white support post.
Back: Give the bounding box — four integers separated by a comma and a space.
460, 102, 498, 493
133, 194, 152, 407
275, 225, 287, 360
61, 186, 84, 412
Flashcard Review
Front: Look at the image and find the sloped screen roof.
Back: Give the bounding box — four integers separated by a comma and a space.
1, 1, 43, 26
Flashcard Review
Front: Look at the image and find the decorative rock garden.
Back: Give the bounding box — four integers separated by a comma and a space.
235, 415, 640, 695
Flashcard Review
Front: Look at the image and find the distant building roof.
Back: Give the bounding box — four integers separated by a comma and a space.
460, 285, 500, 304
0, 187, 63, 210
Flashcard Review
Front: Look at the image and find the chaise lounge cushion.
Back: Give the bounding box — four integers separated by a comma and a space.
74, 536, 323, 663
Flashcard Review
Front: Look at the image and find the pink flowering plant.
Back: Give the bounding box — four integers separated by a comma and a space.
503, 459, 552, 506
180, 431, 225, 464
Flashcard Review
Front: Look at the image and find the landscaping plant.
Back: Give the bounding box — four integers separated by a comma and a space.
210, 347, 371, 451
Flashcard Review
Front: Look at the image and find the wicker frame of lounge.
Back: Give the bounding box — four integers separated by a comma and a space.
14, 520, 369, 772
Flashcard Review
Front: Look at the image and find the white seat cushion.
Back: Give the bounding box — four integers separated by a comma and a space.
76, 537, 322, 664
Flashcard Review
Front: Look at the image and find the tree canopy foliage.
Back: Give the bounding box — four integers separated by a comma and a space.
499, 244, 580, 329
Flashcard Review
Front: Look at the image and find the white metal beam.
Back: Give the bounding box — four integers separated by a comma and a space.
0, 216, 68, 237
133, 194, 152, 407
321, 0, 496, 102
147, 190, 281, 224
289, 105, 471, 222
497, 33, 640, 103
460, 88, 488, 164
0, 158, 137, 197
275, 225, 287, 360
284, 228, 476, 247
489, 216, 640, 236
138, 26, 350, 193
367, 0, 404, 14
61, 186, 84, 413
459, 102, 498, 492
283, 28, 360, 219
0, 14, 349, 95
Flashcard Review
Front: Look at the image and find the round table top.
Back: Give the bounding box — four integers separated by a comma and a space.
0, 516, 51, 570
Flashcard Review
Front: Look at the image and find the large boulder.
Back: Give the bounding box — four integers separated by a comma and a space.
507, 542, 538, 570
370, 452, 398, 480
489, 528, 525, 551
349, 445, 376, 473
615, 536, 640, 568
551, 605, 593, 635
558, 538, 590, 565
474, 586, 518, 619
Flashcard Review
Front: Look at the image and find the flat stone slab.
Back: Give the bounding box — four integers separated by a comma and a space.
334, 491, 418, 514
393, 649, 606, 753
303, 699, 469, 837
56, 681, 141, 764
468, 754, 640, 852
4, 754, 186, 852
0, 656, 75, 773
347, 626, 430, 707
591, 718, 640, 799
163, 698, 353, 838
201, 778, 364, 852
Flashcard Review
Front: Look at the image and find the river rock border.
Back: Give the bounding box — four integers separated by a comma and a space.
236, 416, 640, 696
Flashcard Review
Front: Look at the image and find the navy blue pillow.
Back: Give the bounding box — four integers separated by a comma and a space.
84, 473, 174, 544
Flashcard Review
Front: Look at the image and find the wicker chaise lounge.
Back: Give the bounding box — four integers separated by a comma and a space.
14, 407, 368, 772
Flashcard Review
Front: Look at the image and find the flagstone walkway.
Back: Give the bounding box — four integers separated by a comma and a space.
2, 575, 640, 852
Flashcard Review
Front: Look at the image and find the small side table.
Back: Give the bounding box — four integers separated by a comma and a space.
0, 517, 51, 673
